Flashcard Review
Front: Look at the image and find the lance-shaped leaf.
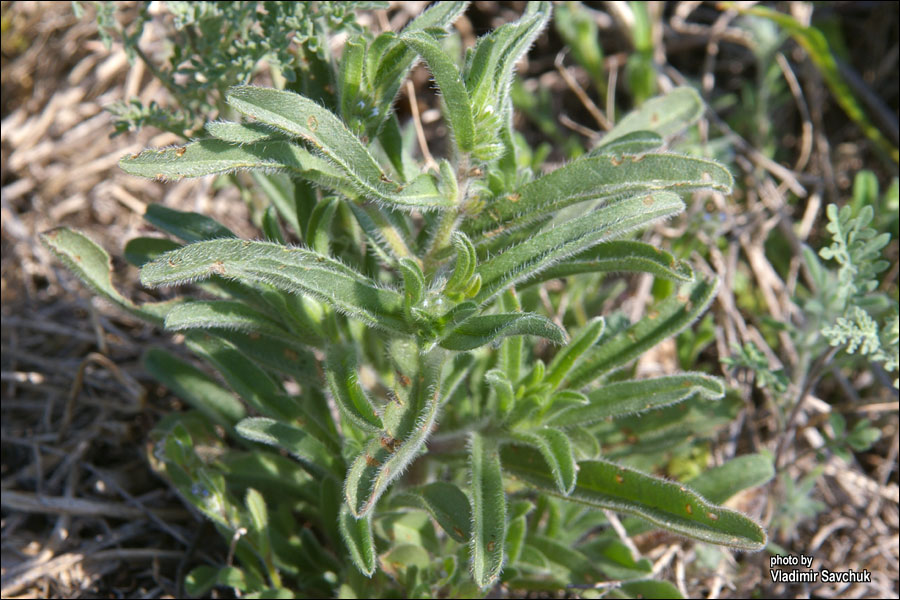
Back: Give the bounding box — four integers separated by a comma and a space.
306, 195, 338, 255
235, 417, 342, 479
40, 227, 172, 324
124, 237, 182, 267
369, 1, 470, 129
501, 445, 767, 551
594, 393, 742, 463
325, 349, 384, 433
566, 277, 719, 388
440, 352, 475, 408
164, 300, 294, 340
466, 2, 552, 117
464, 154, 730, 236
684, 454, 775, 504
124, 236, 284, 314
392, 481, 473, 543
120, 139, 353, 194
500, 288, 524, 383
445, 232, 477, 295
433, 300, 478, 335
505, 501, 534, 569
470, 432, 507, 588
344, 353, 443, 517
596, 87, 705, 147
520, 241, 694, 288
339, 506, 377, 577
245, 486, 269, 535
251, 172, 307, 241
185, 336, 337, 456
143, 204, 235, 243
618, 580, 684, 599
206, 120, 289, 143
398, 257, 425, 309
590, 130, 664, 156
439, 312, 565, 351
548, 373, 725, 427
183, 333, 296, 422
578, 537, 653, 580
400, 31, 476, 155
338, 36, 367, 131
348, 202, 416, 264
140, 239, 413, 334
524, 535, 601, 583
261, 205, 284, 243
212, 329, 319, 380
511, 428, 577, 495
566, 424, 601, 461
505, 515, 527, 566
226, 86, 450, 210
144, 347, 246, 428
473, 192, 686, 304
541, 390, 589, 421
544, 317, 605, 389
486, 369, 516, 420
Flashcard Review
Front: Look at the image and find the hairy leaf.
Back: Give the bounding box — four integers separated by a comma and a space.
121, 139, 353, 194
548, 373, 725, 427
144, 347, 246, 428
499, 287, 524, 383
325, 349, 384, 433
470, 432, 507, 588
339, 506, 377, 577
164, 300, 292, 340
511, 428, 577, 495
206, 120, 289, 143
398, 257, 426, 310
439, 312, 565, 351
370, 1, 470, 132
501, 445, 767, 551
235, 417, 342, 479
467, 2, 552, 117
474, 192, 686, 304
567, 277, 719, 388
123, 237, 182, 267
344, 352, 442, 517
141, 239, 413, 334
597, 87, 704, 147
183, 334, 300, 424
400, 31, 476, 155
40, 228, 172, 323
520, 241, 694, 287
486, 369, 516, 420
227, 86, 450, 209
445, 232, 477, 295
544, 317, 605, 389
392, 481, 473, 542
338, 36, 367, 132
465, 154, 731, 236
684, 454, 775, 504
590, 130, 664, 156
144, 204, 236, 243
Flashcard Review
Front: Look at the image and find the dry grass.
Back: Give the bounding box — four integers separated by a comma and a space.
1, 1, 897, 598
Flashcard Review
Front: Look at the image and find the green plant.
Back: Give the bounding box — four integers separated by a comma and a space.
46, 3, 772, 596
77, 0, 389, 136
722, 184, 896, 542
815, 203, 898, 384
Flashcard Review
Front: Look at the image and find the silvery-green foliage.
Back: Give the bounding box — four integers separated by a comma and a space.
816, 204, 898, 384
49, 3, 771, 597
